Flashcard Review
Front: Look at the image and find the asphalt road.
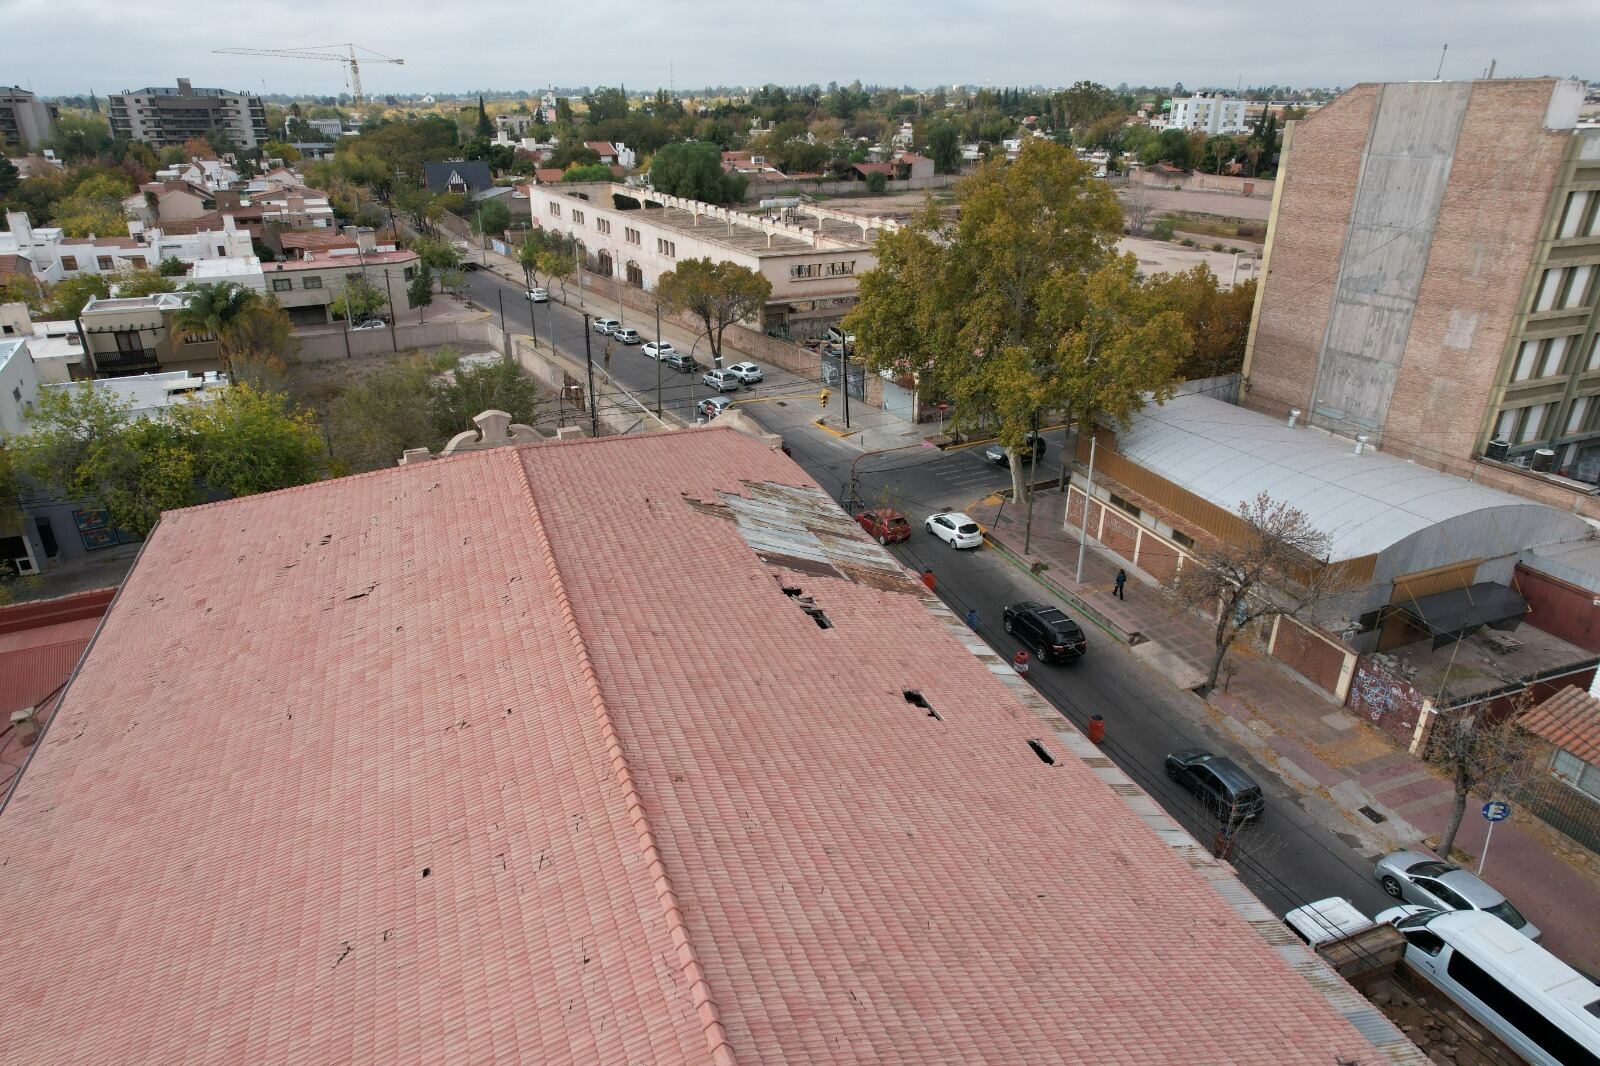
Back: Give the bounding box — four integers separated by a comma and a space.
464, 262, 1395, 921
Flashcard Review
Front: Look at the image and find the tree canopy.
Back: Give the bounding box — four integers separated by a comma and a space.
649, 141, 745, 204
656, 258, 772, 366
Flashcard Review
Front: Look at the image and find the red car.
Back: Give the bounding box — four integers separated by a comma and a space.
855, 508, 911, 545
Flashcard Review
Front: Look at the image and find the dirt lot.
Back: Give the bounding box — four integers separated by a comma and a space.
1120, 185, 1273, 221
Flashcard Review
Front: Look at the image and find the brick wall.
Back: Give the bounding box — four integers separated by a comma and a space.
1100, 509, 1139, 559
1270, 617, 1349, 697
1349, 657, 1431, 747
1382, 79, 1572, 464
1514, 562, 1600, 653
1244, 85, 1378, 420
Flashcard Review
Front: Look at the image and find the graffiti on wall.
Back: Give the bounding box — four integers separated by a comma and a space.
1348, 657, 1428, 744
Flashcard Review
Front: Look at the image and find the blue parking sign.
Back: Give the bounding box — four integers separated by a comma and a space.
1481, 800, 1511, 822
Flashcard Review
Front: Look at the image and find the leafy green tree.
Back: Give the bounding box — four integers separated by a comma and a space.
865, 170, 888, 194
846, 141, 1188, 502
926, 123, 961, 174
407, 265, 434, 319
227, 299, 298, 366
430, 356, 540, 437
49, 114, 114, 162
562, 163, 613, 183
411, 235, 461, 290
262, 140, 302, 163
395, 187, 446, 236
341, 115, 460, 184
1053, 81, 1118, 133
52, 191, 127, 238
583, 86, 630, 125
656, 258, 773, 367
45, 274, 112, 320
1141, 129, 1194, 168
327, 357, 437, 472
15, 382, 132, 502
114, 268, 177, 298
650, 141, 744, 203
0, 156, 19, 197
83, 417, 198, 538
157, 256, 188, 277
1201, 135, 1238, 175
1147, 267, 1257, 379
0, 275, 46, 312
549, 141, 600, 171
474, 198, 511, 235
536, 249, 575, 303
174, 384, 323, 497
331, 275, 388, 322
170, 282, 263, 376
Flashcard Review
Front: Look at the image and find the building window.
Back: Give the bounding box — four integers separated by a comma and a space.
625, 226, 640, 245
572, 209, 585, 225
791, 263, 820, 279
595, 217, 610, 235
1172, 530, 1195, 550
1108, 493, 1142, 520
548, 202, 561, 217
303, 275, 322, 289
826, 260, 856, 277
1494, 402, 1558, 445
96, 256, 113, 270
1534, 266, 1596, 312
1511, 335, 1575, 382
402, 267, 414, 281
128, 256, 146, 268
1552, 749, 1600, 800
657, 238, 676, 257
60, 255, 78, 271
112, 330, 142, 353
1558, 190, 1599, 239
272, 277, 293, 292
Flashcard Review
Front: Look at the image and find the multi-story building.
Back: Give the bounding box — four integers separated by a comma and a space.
262, 238, 419, 326
523, 181, 883, 337
107, 78, 268, 149
1165, 93, 1253, 135
1244, 78, 1600, 486
77, 293, 223, 378
0, 86, 58, 150
1, 211, 255, 285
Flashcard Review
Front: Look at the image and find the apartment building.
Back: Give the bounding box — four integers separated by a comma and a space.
1244, 78, 1600, 487
77, 293, 222, 378
263, 245, 419, 326
107, 78, 268, 149
0, 86, 58, 150
1165, 94, 1253, 135
523, 181, 884, 337
0, 211, 254, 284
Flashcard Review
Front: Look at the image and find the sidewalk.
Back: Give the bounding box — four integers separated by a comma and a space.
976, 486, 1600, 973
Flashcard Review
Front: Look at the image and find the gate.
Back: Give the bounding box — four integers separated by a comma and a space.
880, 373, 914, 418
820, 350, 865, 400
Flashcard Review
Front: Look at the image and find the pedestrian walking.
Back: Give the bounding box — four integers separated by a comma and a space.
1114, 568, 1127, 599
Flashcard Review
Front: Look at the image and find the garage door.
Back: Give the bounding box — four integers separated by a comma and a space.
880, 375, 915, 419
288, 305, 330, 327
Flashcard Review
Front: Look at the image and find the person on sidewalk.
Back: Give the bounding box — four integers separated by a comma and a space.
1114, 568, 1127, 599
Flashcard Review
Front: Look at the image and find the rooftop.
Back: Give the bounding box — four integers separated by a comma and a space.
265, 248, 418, 273
80, 292, 191, 316
0, 428, 1382, 1065
1114, 394, 1593, 563
44, 371, 225, 419
1525, 685, 1600, 764
1378, 623, 1596, 708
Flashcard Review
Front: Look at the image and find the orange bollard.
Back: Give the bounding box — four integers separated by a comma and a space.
921, 568, 936, 592
1013, 650, 1030, 676
1087, 714, 1106, 744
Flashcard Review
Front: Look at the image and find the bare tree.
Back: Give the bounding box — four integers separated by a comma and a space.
1172, 492, 1344, 696
1120, 183, 1157, 238
1429, 697, 1541, 858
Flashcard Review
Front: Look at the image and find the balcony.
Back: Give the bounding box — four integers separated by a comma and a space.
91, 348, 161, 374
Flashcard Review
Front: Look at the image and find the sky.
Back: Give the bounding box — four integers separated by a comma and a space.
10, 0, 1598, 98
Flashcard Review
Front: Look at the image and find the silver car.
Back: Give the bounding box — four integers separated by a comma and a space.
727, 361, 763, 384
1374, 850, 1540, 940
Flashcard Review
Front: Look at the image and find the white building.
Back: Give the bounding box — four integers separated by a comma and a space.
154, 158, 239, 191
1164, 94, 1253, 135
0, 304, 85, 383
42, 370, 226, 422
189, 256, 265, 293
0, 337, 41, 438
0, 211, 254, 285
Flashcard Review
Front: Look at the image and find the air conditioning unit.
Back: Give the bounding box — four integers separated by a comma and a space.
1484, 438, 1510, 462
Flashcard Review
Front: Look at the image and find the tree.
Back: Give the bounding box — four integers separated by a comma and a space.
395, 187, 446, 236
408, 265, 434, 319
327, 357, 437, 473
429, 356, 540, 437
926, 123, 961, 173
1120, 183, 1157, 236
169, 282, 263, 377
45, 274, 112, 320
562, 163, 613, 183
411, 234, 461, 277
476, 95, 494, 139
263, 140, 302, 163
548, 141, 600, 171
114, 268, 177, 298
226, 300, 298, 366
537, 249, 575, 301
52, 191, 127, 238
1429, 701, 1540, 858
656, 258, 772, 367
865, 170, 888, 194
1172, 493, 1344, 696
1147, 267, 1257, 379
174, 384, 323, 498
1201, 135, 1237, 175
157, 256, 188, 277
584, 86, 630, 125
331, 275, 388, 323
649, 141, 743, 203
474, 198, 510, 235
0, 155, 19, 198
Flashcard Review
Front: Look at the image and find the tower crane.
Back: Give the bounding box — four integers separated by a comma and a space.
211, 43, 404, 114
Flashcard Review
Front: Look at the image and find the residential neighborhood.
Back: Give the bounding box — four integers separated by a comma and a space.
2, 11, 1599, 1065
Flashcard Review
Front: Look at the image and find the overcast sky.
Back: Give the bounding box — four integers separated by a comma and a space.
11, 0, 1597, 98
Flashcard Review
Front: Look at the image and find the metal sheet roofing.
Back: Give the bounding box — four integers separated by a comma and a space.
0, 428, 1381, 1065
1114, 394, 1591, 562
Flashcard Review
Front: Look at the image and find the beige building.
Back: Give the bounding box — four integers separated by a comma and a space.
0, 87, 57, 150
78, 293, 222, 378
265, 245, 419, 326
108, 79, 268, 150
522, 181, 888, 338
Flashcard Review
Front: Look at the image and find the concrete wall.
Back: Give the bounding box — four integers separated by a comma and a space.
293, 319, 504, 362
1514, 562, 1600, 653
742, 173, 960, 199
1129, 169, 1275, 199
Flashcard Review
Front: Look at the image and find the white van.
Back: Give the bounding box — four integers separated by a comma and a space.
1388, 909, 1600, 1066
1283, 897, 1374, 946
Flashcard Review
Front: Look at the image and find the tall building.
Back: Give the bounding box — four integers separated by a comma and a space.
107, 78, 268, 149
0, 86, 58, 149
1244, 78, 1600, 486
1165, 93, 1252, 134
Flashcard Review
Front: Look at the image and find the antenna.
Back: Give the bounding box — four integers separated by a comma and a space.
1434, 43, 1448, 81
1486, 58, 1497, 80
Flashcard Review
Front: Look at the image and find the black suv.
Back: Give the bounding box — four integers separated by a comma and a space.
1164, 750, 1265, 824
983, 432, 1047, 467
1002, 601, 1087, 662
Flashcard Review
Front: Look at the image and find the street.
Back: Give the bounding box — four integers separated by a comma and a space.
465, 256, 1398, 922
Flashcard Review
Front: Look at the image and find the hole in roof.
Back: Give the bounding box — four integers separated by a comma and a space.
780, 585, 803, 597
1027, 739, 1057, 766
903, 690, 942, 720
808, 608, 833, 629
421, 867, 431, 878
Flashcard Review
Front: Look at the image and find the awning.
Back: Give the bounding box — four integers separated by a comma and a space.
1396, 582, 1527, 649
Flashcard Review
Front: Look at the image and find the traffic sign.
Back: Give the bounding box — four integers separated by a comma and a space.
1481, 800, 1511, 822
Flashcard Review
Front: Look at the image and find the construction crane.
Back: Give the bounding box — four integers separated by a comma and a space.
211, 43, 403, 114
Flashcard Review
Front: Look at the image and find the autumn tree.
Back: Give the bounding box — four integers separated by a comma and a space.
170, 282, 263, 377
1147, 266, 1257, 379
1120, 183, 1157, 237
332, 275, 388, 323
537, 249, 575, 303
1429, 700, 1541, 858
173, 385, 324, 498
45, 274, 112, 320
1172, 493, 1344, 696
113, 268, 178, 298
656, 258, 773, 367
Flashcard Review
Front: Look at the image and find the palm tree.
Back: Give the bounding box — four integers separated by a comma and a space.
170, 282, 261, 379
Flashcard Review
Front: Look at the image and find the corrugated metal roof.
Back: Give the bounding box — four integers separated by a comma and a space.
1114, 395, 1591, 561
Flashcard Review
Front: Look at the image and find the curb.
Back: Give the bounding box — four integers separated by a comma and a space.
982, 532, 1133, 645
812, 419, 857, 438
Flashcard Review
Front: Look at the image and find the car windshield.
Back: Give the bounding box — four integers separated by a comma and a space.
958, 523, 979, 534
1393, 911, 1437, 932
888, 518, 909, 528
1483, 900, 1528, 928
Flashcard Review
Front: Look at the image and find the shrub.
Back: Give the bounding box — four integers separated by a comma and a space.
1151, 219, 1175, 241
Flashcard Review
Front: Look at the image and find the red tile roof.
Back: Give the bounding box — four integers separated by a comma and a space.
533, 168, 564, 183
277, 231, 356, 251
1525, 685, 1600, 764
0, 431, 1379, 1065
0, 253, 32, 283
585, 140, 616, 156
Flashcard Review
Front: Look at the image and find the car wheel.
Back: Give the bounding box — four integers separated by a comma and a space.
876, 533, 887, 545
1036, 643, 1049, 662
1003, 617, 1014, 633
925, 523, 933, 535
950, 538, 959, 549
1380, 875, 1405, 899
1166, 765, 1180, 782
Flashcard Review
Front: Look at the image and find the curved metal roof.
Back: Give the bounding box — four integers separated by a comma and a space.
1114, 395, 1592, 562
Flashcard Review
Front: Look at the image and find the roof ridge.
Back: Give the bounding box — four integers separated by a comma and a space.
514, 452, 737, 1066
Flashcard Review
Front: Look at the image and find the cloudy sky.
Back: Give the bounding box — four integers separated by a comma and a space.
11, 0, 1597, 97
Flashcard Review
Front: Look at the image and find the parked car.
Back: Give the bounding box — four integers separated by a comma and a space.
350, 318, 388, 331
1001, 601, 1087, 662
1283, 897, 1377, 946
1373, 851, 1540, 940
697, 396, 731, 420
727, 361, 763, 384
1163, 750, 1265, 824
665, 352, 700, 373
614, 327, 641, 344
642, 341, 676, 360
593, 318, 620, 334
702, 368, 742, 392
924, 512, 983, 550
855, 508, 911, 545
526, 287, 549, 303
983, 433, 1047, 467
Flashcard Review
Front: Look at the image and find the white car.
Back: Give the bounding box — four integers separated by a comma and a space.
697, 396, 731, 420
702, 368, 742, 392
526, 287, 548, 303
1283, 898, 1375, 946
925, 512, 983, 549
350, 318, 387, 331
642, 341, 675, 360
728, 361, 763, 384
593, 318, 620, 334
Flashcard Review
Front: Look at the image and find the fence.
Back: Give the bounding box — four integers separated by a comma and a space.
511, 336, 675, 437
293, 318, 505, 362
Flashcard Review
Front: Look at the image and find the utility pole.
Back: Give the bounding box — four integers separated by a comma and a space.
841, 337, 851, 429
1023, 412, 1039, 554
1074, 432, 1097, 584
616, 251, 625, 324
582, 312, 599, 437
383, 269, 398, 352
497, 288, 508, 359
527, 289, 538, 351
655, 300, 663, 418
575, 242, 584, 308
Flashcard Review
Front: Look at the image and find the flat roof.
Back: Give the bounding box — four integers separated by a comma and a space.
0, 428, 1382, 1065
1115, 394, 1593, 562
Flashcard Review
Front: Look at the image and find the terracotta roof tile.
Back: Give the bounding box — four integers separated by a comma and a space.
0, 430, 1382, 1065
1525, 685, 1600, 764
